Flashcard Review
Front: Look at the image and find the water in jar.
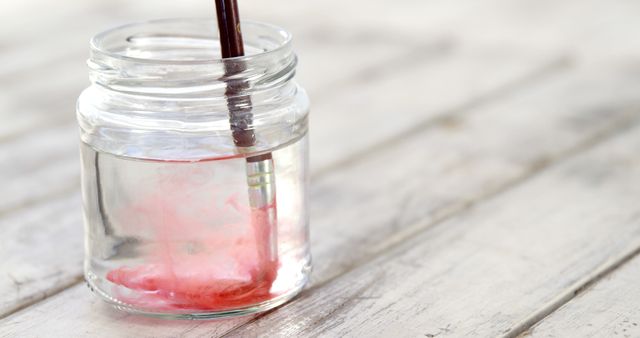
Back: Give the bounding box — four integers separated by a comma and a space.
80, 134, 310, 317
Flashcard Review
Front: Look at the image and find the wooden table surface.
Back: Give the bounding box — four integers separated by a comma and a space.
2, 0, 640, 336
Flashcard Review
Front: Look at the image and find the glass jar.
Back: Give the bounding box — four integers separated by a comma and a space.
77, 18, 310, 319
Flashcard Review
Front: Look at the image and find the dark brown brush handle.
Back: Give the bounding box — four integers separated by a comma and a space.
215, 0, 272, 163
215, 0, 245, 58
215, 0, 278, 288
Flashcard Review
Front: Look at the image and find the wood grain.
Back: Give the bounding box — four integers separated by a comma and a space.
222, 101, 640, 338
0, 0, 555, 320
0, 286, 246, 338
0, 12, 558, 320
3, 0, 640, 335
525, 252, 640, 337
3, 60, 640, 335
0, 22, 441, 212
0, 0, 456, 141
0, 50, 554, 322
0, 125, 79, 215
0, 193, 83, 317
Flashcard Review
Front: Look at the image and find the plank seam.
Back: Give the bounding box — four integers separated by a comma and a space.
506, 241, 640, 338
311, 38, 454, 102
0, 54, 603, 327
0, 54, 566, 218
0, 38, 449, 217
0, 36, 451, 145
0, 275, 83, 321
311, 56, 572, 180
216, 77, 640, 338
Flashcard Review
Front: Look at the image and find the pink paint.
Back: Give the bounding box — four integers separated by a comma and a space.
106, 186, 278, 311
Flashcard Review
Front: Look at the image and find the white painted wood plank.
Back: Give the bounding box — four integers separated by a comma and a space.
3, 60, 640, 335
0, 23, 426, 142
334, 0, 640, 62
305, 62, 640, 287
0, 49, 554, 328
0, 41, 552, 213
219, 99, 640, 338
2, 0, 572, 141
1, 0, 640, 332
0, 0, 452, 221
0, 125, 79, 215
0, 286, 246, 338
524, 253, 640, 337
5, 0, 640, 141
0, 0, 212, 80
0, 0, 558, 316
0, 0, 379, 139
309, 43, 556, 172
0, 193, 84, 316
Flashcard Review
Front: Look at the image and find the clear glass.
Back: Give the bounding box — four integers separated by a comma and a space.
77, 19, 310, 319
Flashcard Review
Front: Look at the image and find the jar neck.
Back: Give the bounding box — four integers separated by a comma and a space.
88, 19, 297, 98
78, 19, 309, 161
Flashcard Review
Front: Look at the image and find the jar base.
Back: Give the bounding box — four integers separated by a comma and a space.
85, 265, 310, 320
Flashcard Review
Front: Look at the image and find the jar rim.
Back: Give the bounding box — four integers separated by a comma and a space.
89, 18, 293, 65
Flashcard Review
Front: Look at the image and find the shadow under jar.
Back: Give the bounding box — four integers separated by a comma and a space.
77, 19, 311, 319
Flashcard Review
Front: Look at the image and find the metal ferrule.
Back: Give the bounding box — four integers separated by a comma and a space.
246, 159, 276, 208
